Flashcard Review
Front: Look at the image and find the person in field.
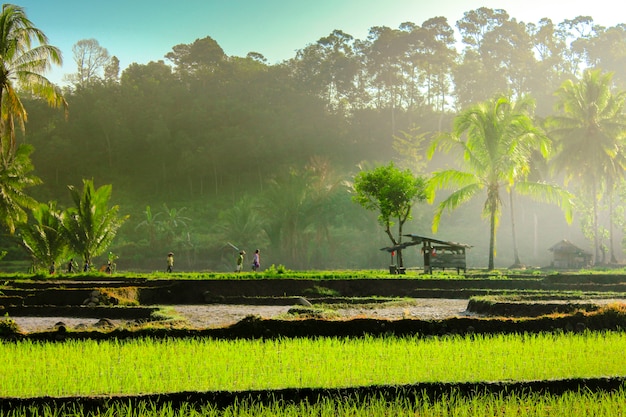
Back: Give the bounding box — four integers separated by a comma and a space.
252, 249, 260, 272
235, 250, 245, 272
167, 252, 174, 273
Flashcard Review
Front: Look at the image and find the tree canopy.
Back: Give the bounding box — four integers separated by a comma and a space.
352, 162, 427, 267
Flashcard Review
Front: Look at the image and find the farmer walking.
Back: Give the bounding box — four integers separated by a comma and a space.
235, 250, 245, 272
167, 252, 174, 273
252, 249, 260, 272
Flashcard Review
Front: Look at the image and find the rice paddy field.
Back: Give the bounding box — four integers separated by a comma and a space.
2, 331, 626, 415
3, 272, 626, 415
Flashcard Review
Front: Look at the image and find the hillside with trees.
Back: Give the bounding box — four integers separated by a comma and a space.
3, 6, 626, 272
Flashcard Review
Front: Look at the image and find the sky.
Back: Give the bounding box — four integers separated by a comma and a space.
14, 0, 626, 85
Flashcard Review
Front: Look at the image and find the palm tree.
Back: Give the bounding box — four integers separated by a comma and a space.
157, 203, 191, 246
0, 3, 66, 156
0, 142, 40, 234
547, 69, 626, 264
0, 4, 66, 234
214, 195, 268, 255
262, 168, 313, 268
135, 205, 161, 246
428, 95, 572, 270
61, 179, 128, 268
19, 201, 67, 272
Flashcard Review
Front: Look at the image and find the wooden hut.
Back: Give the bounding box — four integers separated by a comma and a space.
381, 234, 471, 274
405, 234, 472, 273
548, 239, 592, 269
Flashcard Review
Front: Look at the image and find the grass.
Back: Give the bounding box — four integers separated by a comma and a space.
472, 290, 626, 303
3, 266, 626, 282
0, 269, 546, 281
2, 332, 626, 398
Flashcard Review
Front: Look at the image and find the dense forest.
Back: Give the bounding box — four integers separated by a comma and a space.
5, 7, 626, 272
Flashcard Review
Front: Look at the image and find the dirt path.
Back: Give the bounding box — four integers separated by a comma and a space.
172, 298, 471, 328
10, 299, 470, 333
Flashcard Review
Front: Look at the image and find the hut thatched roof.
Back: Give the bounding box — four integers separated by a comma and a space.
548, 239, 591, 256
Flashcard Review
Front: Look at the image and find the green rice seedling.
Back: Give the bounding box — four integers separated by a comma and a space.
3, 391, 626, 416
2, 332, 626, 398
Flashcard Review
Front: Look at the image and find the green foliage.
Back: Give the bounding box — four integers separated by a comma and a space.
0, 144, 41, 234
18, 201, 68, 272
547, 69, 626, 264
353, 162, 427, 229
304, 285, 341, 297
353, 162, 427, 267
264, 264, 289, 275
135, 205, 160, 246
61, 179, 128, 265
428, 95, 571, 270
260, 160, 351, 269
214, 195, 268, 261
0, 314, 19, 335
157, 203, 191, 245
0, 3, 66, 156
285, 305, 338, 319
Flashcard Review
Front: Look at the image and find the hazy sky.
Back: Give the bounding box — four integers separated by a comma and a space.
15, 0, 624, 84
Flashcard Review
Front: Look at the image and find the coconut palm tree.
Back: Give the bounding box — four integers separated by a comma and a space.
0, 3, 66, 157
547, 69, 626, 264
428, 95, 572, 270
61, 179, 128, 269
0, 4, 66, 234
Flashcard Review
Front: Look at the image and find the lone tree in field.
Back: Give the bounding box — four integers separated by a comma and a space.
352, 162, 427, 268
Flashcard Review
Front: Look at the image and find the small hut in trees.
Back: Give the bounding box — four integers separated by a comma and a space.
548, 239, 592, 269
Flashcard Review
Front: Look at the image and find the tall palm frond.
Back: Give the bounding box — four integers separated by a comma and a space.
0, 3, 67, 156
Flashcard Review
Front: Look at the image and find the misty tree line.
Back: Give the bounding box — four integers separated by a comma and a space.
7, 7, 626, 271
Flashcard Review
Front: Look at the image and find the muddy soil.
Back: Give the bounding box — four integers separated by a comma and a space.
11, 298, 471, 333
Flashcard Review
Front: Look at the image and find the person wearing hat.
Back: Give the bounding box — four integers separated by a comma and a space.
235, 250, 245, 272
167, 252, 174, 273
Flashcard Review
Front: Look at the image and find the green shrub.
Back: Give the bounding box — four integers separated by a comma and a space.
265, 264, 289, 275
0, 314, 19, 335
304, 285, 340, 297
